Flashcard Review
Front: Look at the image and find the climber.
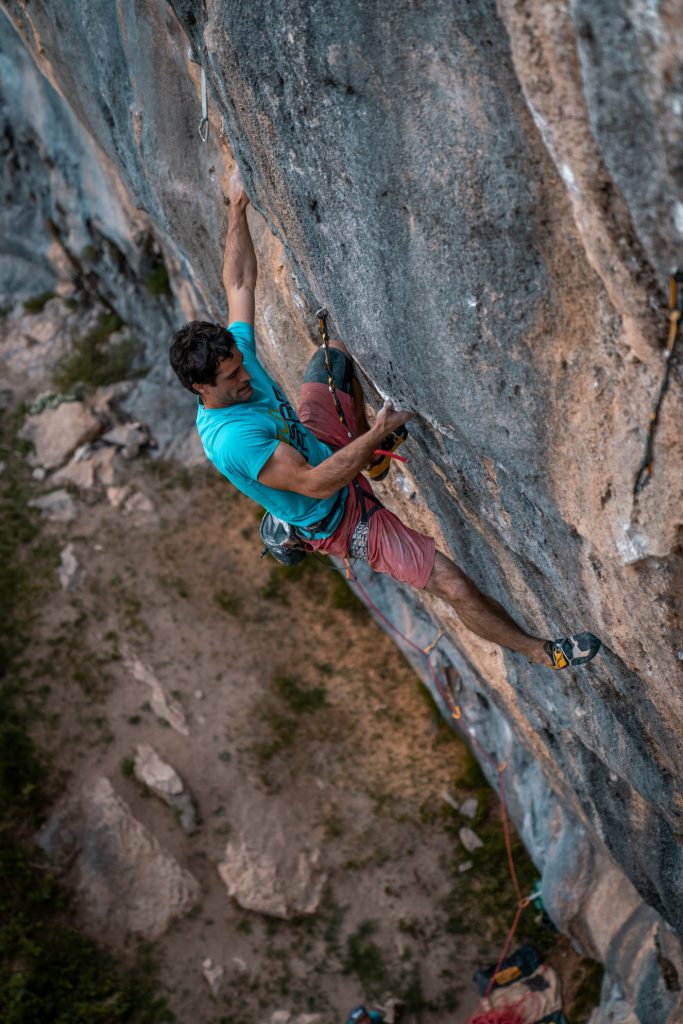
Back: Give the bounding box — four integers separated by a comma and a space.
169, 168, 602, 672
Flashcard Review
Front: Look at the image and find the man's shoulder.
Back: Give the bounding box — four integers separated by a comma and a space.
227, 320, 255, 354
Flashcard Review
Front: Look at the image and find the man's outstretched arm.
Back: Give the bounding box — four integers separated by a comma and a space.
258, 401, 413, 500
223, 167, 256, 326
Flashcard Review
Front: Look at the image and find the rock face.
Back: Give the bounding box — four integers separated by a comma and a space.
37, 777, 200, 942
3, 1, 683, 1019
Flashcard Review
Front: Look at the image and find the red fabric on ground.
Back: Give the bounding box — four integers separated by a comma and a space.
298, 382, 436, 590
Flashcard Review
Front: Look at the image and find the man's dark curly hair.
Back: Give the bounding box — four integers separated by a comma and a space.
169, 321, 235, 393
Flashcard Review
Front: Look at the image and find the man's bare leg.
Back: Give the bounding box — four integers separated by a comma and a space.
425, 551, 547, 663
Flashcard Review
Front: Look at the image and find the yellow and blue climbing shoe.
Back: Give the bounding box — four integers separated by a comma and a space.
544, 632, 602, 670
366, 424, 409, 481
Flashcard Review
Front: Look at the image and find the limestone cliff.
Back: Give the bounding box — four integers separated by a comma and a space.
1, 1, 682, 1020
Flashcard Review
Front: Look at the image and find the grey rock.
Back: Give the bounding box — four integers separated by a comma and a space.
201, 958, 226, 999
133, 744, 198, 833
218, 826, 326, 919
123, 649, 189, 736
124, 491, 154, 515
57, 543, 81, 590
19, 401, 102, 470
102, 422, 152, 460
459, 827, 484, 853
107, 485, 131, 508
459, 797, 478, 819
37, 777, 200, 942
29, 488, 77, 522
440, 790, 459, 813
458, 860, 474, 874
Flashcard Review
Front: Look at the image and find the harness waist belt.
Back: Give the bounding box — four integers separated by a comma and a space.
297, 486, 347, 539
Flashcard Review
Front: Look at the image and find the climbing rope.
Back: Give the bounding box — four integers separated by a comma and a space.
315, 307, 409, 466
633, 268, 683, 495
316, 307, 354, 440
312, 553, 536, 1012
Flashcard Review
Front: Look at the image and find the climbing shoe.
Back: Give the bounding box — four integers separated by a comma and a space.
366, 424, 409, 481
543, 632, 602, 670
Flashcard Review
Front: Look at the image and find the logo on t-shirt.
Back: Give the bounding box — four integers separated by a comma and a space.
268, 386, 309, 459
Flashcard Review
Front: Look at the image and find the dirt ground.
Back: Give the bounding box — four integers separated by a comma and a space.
17, 448, 597, 1023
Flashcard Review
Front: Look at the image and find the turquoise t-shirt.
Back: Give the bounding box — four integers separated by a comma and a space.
196, 321, 346, 538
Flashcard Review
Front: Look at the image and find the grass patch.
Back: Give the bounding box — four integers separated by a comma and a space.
23, 291, 55, 314
272, 674, 326, 713
568, 958, 604, 1022
214, 588, 242, 616
342, 920, 389, 999
329, 571, 367, 617
53, 313, 145, 392
254, 710, 298, 763
145, 260, 171, 297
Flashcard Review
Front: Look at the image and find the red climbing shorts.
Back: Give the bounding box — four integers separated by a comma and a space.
298, 373, 436, 590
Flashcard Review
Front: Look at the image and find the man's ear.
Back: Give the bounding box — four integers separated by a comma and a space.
192, 382, 208, 397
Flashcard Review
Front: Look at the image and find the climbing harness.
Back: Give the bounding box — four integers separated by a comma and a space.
187, 48, 209, 142
634, 268, 683, 495
315, 306, 409, 472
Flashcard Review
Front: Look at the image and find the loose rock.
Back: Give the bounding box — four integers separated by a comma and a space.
460, 797, 478, 819
107, 484, 131, 508
19, 400, 102, 469
459, 826, 484, 853
28, 488, 77, 522
133, 744, 198, 833
124, 490, 154, 514
201, 958, 226, 999
58, 543, 81, 590
37, 777, 200, 942
102, 421, 151, 459
218, 834, 326, 919
124, 649, 189, 736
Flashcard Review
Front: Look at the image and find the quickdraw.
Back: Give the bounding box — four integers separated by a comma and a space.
316, 306, 354, 440
634, 268, 683, 495
187, 48, 209, 142
315, 306, 409, 468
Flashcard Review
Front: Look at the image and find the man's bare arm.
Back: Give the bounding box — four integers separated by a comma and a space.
223, 168, 256, 326
258, 402, 413, 500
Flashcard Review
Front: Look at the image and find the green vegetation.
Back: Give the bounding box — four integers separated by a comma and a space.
145, 259, 171, 298
53, 313, 145, 392
273, 674, 326, 713
0, 406, 174, 1023
568, 958, 604, 1023
23, 291, 55, 314
214, 588, 242, 616
342, 920, 389, 998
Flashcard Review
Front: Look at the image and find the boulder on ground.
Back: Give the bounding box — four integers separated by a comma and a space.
37, 776, 200, 943
19, 400, 102, 469
123, 648, 189, 736
57, 543, 81, 590
218, 828, 326, 919
29, 488, 77, 522
133, 744, 198, 833
459, 826, 484, 853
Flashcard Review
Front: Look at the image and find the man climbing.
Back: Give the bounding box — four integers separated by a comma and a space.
169, 169, 601, 672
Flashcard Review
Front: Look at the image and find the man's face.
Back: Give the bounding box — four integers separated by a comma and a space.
194, 350, 253, 408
